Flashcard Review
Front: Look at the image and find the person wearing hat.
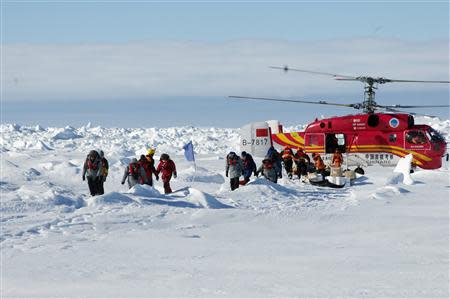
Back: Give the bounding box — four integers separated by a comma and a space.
312, 153, 326, 177
121, 158, 147, 189
156, 153, 177, 194
240, 151, 257, 185
294, 147, 310, 179
332, 148, 344, 168
98, 150, 109, 195
82, 150, 103, 196
225, 151, 243, 191
139, 154, 157, 186
256, 156, 279, 183
281, 146, 295, 179
146, 147, 156, 169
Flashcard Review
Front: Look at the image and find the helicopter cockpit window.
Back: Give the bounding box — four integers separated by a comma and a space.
426, 128, 445, 143
406, 131, 427, 145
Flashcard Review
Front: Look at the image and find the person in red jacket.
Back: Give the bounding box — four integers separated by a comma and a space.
156, 153, 177, 194
139, 155, 157, 186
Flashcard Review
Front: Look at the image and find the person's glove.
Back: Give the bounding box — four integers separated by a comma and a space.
173, 173, 177, 179
253, 171, 257, 176
225, 172, 228, 177
121, 181, 125, 185
82, 175, 85, 181
155, 175, 159, 181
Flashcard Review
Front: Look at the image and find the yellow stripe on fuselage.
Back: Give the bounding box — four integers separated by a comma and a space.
275, 134, 303, 147
290, 132, 305, 144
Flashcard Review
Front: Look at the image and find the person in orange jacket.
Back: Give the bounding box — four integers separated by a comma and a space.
312, 153, 326, 177
332, 149, 344, 167
281, 146, 294, 179
294, 148, 310, 178
156, 153, 177, 194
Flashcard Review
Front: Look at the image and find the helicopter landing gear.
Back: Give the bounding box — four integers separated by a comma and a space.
354, 166, 365, 175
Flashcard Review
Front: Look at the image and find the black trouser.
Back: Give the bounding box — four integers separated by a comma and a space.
283, 159, 293, 177
296, 161, 308, 177
316, 169, 326, 178
144, 180, 153, 187
98, 178, 105, 195
87, 177, 100, 196
230, 177, 240, 191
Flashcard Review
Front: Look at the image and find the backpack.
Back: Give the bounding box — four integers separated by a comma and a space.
87, 159, 99, 170
263, 161, 273, 170
129, 163, 140, 179
229, 158, 237, 166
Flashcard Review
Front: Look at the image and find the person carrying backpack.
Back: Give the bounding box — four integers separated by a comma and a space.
146, 147, 156, 169
97, 150, 109, 195
121, 158, 147, 189
256, 156, 278, 183
82, 150, 103, 196
267, 146, 282, 179
281, 146, 295, 179
240, 151, 257, 185
225, 151, 243, 191
294, 148, 311, 179
139, 154, 157, 186
156, 153, 177, 194
312, 153, 327, 177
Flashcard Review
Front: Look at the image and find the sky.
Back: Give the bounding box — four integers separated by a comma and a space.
3, 2, 449, 43
1, 1, 449, 126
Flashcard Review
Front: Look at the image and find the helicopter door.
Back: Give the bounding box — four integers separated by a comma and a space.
326, 133, 346, 153
404, 130, 430, 150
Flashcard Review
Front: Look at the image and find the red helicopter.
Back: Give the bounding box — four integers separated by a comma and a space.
230, 66, 449, 170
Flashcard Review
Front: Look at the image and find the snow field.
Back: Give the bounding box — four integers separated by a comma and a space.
1, 118, 449, 297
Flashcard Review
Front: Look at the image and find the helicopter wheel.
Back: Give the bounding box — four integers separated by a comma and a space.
354, 167, 365, 175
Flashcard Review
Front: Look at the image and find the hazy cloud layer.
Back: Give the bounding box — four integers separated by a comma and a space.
3, 39, 449, 102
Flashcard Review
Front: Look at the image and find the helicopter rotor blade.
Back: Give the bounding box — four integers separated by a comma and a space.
385, 79, 450, 84
229, 95, 360, 108
377, 104, 450, 109
270, 66, 450, 85
379, 106, 438, 118
269, 66, 356, 80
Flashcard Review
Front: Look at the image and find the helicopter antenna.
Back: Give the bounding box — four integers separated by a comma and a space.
270, 65, 450, 113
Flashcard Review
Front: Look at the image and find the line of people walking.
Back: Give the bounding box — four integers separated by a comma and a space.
83, 146, 344, 195
83, 147, 178, 196
225, 146, 344, 190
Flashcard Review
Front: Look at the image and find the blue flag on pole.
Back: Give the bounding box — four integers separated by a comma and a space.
183, 141, 195, 162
